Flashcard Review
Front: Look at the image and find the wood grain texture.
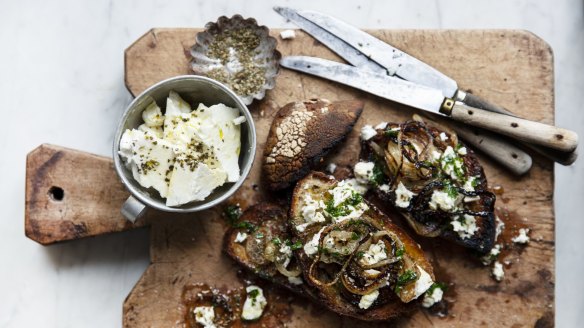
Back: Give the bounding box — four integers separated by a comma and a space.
25, 144, 149, 245
25, 28, 555, 327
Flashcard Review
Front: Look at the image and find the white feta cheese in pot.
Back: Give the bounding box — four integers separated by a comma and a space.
288, 276, 303, 285
512, 228, 530, 244
358, 289, 379, 309
142, 101, 165, 127
429, 190, 458, 212
193, 306, 216, 328
450, 214, 479, 239
138, 124, 164, 139
233, 115, 246, 125
492, 261, 505, 282
241, 286, 267, 321
359, 240, 387, 266
280, 29, 296, 39
414, 266, 434, 298
354, 161, 375, 184
234, 232, 248, 243
422, 285, 444, 308
166, 162, 227, 207
360, 125, 377, 141
394, 182, 415, 208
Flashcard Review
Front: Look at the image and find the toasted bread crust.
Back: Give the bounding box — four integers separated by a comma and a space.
289, 172, 434, 321
262, 99, 363, 190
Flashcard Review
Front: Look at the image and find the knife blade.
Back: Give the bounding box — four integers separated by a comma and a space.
293, 9, 459, 99
281, 56, 578, 153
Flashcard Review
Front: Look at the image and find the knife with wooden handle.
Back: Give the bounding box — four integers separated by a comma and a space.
281, 56, 579, 154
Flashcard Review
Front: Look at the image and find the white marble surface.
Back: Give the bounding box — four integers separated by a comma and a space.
1, 0, 582, 327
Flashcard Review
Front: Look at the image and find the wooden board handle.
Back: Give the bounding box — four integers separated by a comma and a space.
462, 92, 577, 165
25, 144, 148, 245
449, 102, 579, 153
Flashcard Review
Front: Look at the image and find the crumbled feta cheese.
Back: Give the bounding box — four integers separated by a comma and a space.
492, 261, 505, 282
431, 150, 442, 163
481, 244, 501, 265
457, 147, 467, 155
326, 163, 337, 174
360, 125, 377, 140
463, 176, 478, 192
374, 122, 388, 130
233, 115, 247, 125
358, 290, 379, 309
193, 306, 216, 328
359, 240, 387, 266
439, 132, 448, 141
354, 161, 375, 184
379, 184, 390, 193
512, 228, 530, 244
341, 178, 369, 195
234, 232, 248, 243
429, 190, 458, 212
280, 29, 296, 39
440, 146, 464, 181
394, 182, 415, 208
278, 244, 292, 268
422, 285, 444, 308
329, 181, 357, 207
451, 214, 479, 239
142, 101, 165, 127
297, 194, 327, 232
304, 227, 326, 256
495, 216, 505, 240
414, 266, 434, 298
241, 286, 267, 321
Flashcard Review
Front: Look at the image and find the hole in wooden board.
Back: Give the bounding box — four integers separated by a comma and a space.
511, 153, 518, 159
48, 186, 64, 201
555, 134, 564, 140
511, 123, 519, 128
468, 110, 474, 115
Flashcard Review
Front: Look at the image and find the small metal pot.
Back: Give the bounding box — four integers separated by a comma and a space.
112, 75, 256, 222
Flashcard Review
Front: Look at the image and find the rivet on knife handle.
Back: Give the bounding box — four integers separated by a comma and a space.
442, 101, 579, 153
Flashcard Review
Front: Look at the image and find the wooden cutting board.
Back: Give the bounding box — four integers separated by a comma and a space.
25, 28, 555, 327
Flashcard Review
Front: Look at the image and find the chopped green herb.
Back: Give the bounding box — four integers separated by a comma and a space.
471, 177, 480, 188
351, 231, 360, 240
256, 232, 264, 239
356, 251, 365, 259
325, 191, 364, 218
287, 240, 303, 250
234, 221, 257, 233
369, 162, 385, 186
395, 247, 405, 258
224, 205, 242, 223
271, 237, 282, 246
384, 128, 399, 138
427, 282, 447, 295
394, 269, 418, 293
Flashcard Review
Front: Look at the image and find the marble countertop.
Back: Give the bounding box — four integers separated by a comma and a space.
1, 0, 582, 327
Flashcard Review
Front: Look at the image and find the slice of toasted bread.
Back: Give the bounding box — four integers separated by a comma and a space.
262, 99, 363, 190
360, 119, 496, 254
223, 203, 317, 299
289, 172, 435, 321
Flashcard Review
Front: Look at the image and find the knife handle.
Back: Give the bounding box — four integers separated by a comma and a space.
462, 92, 577, 165
433, 119, 533, 175
447, 102, 579, 153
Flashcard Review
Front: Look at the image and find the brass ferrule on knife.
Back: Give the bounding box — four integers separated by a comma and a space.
439, 98, 455, 115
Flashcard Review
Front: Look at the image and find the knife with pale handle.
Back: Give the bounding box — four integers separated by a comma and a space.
274, 7, 578, 165
280, 56, 578, 152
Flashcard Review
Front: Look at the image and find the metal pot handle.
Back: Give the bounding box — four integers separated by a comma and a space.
121, 196, 147, 223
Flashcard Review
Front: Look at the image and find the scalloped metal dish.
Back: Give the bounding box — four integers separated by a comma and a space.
190, 15, 281, 105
